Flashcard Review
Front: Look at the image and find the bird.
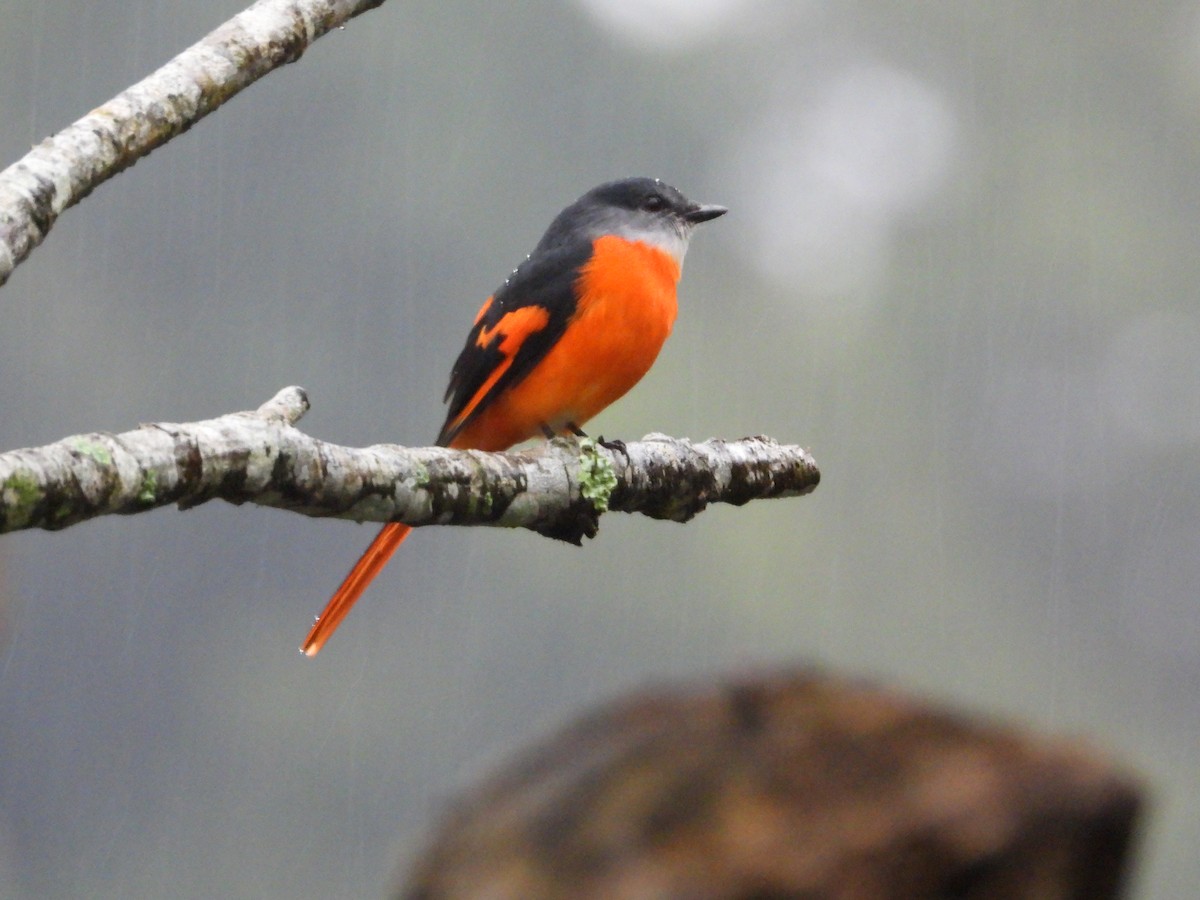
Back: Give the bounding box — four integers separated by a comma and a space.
301, 177, 726, 656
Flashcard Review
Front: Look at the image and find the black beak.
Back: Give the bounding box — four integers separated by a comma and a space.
684, 203, 728, 224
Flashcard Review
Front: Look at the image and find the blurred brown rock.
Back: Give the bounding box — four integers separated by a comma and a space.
399, 668, 1142, 900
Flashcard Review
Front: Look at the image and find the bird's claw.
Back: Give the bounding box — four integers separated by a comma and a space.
597, 436, 629, 459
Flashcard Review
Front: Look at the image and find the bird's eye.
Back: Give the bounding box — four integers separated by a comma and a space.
641, 194, 667, 212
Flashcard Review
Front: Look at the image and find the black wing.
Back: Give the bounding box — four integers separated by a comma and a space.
436, 240, 590, 447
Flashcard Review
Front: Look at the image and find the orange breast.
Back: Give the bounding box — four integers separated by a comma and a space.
449, 235, 680, 451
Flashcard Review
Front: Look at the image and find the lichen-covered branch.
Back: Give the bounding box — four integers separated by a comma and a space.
0, 387, 820, 543
0, 0, 387, 287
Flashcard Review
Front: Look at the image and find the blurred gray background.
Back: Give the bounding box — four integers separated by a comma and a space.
1, 1, 1197, 896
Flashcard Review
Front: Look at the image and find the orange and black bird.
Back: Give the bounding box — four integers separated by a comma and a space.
301, 177, 726, 655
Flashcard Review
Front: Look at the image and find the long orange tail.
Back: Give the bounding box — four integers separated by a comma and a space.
301, 522, 413, 656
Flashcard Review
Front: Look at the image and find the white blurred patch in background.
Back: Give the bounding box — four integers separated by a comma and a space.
722, 63, 956, 313
574, 0, 776, 50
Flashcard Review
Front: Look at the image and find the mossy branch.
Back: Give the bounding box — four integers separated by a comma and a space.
0, 387, 820, 544
0, 0, 388, 288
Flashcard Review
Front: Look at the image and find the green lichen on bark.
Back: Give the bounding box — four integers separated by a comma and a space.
409, 460, 431, 492
68, 436, 113, 466
578, 439, 617, 513
466, 456, 497, 519
2, 469, 41, 528
137, 469, 158, 505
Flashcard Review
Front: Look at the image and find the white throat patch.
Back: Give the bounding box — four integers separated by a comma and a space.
610, 220, 692, 268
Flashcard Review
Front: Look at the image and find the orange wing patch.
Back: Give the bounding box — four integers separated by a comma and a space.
443, 304, 551, 439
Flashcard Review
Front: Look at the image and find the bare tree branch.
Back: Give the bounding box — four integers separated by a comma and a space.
0, 0, 387, 287
0, 1, 820, 541
0, 387, 820, 543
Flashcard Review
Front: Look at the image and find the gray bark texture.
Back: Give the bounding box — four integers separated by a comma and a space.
0, 387, 821, 543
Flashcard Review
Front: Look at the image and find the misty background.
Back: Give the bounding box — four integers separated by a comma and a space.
2, 1, 1198, 896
